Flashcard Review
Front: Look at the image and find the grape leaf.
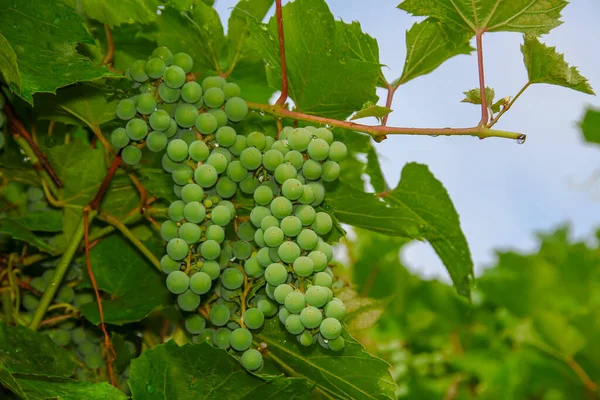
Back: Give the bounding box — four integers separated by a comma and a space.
350, 104, 392, 122
580, 107, 600, 145
9, 210, 63, 232
79, 234, 170, 325
248, 0, 380, 119
255, 318, 397, 399
337, 287, 392, 334
228, 0, 275, 66
73, 0, 160, 27
0, 220, 56, 254
533, 312, 586, 356
385, 163, 473, 297
396, 19, 473, 86
0, 33, 20, 91
461, 87, 495, 106
522, 36, 594, 95
0, 0, 115, 104
15, 377, 127, 400
129, 341, 314, 399
365, 145, 388, 194
398, 0, 567, 35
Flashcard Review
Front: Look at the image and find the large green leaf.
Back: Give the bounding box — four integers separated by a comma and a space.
396, 19, 472, 85
580, 107, 600, 145
385, 163, 473, 296
15, 377, 127, 400
350, 104, 392, 122
0, 0, 114, 104
79, 234, 170, 325
129, 341, 314, 399
256, 318, 397, 399
248, 0, 380, 119
75, 0, 160, 27
365, 145, 388, 194
522, 36, 594, 95
0, 220, 56, 254
398, 0, 567, 35
9, 210, 63, 232
228, 0, 274, 66
0, 33, 20, 91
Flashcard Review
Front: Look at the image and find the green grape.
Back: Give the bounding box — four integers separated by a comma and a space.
172, 52, 193, 72
260, 215, 279, 231
254, 229, 265, 247
258, 298, 278, 318
270, 197, 293, 219
200, 240, 221, 260
305, 286, 329, 308
181, 184, 204, 203
213, 327, 231, 349
216, 177, 237, 199
274, 163, 297, 184
284, 291, 305, 314
52, 330, 71, 347
160, 255, 180, 274
172, 164, 193, 185
190, 271, 212, 295
175, 104, 199, 128
179, 82, 201, 104
235, 222, 255, 243
324, 299, 346, 320
223, 82, 241, 99
194, 164, 218, 188
262, 149, 284, 171
164, 65, 186, 88
265, 263, 288, 286
264, 136, 275, 150
314, 271, 333, 288
165, 118, 179, 138
207, 152, 228, 174
167, 238, 189, 260
297, 229, 318, 251
215, 126, 237, 147
158, 82, 181, 103
122, 145, 142, 165
244, 308, 265, 330
167, 138, 188, 162
320, 318, 342, 340
79, 341, 98, 357
241, 348, 263, 370
130, 60, 149, 82
202, 260, 221, 280
282, 178, 303, 200
284, 150, 304, 170
116, 99, 137, 120
224, 97, 248, 122
84, 353, 104, 369
285, 314, 304, 334
307, 181, 325, 206
229, 134, 247, 156
188, 140, 209, 162
280, 216, 301, 237
233, 241, 252, 260
203, 87, 225, 108
177, 128, 196, 144
271, 139, 290, 155
298, 185, 315, 205
244, 257, 263, 278
253, 185, 273, 206
274, 284, 294, 304
307, 138, 330, 161
152, 46, 173, 65
146, 132, 167, 152
211, 205, 232, 226
213, 146, 232, 163
279, 306, 290, 324
302, 159, 322, 180
295, 205, 316, 226
173, 183, 183, 198
111, 127, 130, 149
239, 176, 258, 194
56, 286, 75, 303
126, 118, 148, 141
30, 277, 46, 293
194, 329, 214, 344
247, 131, 266, 150
329, 141, 347, 162
202, 76, 226, 90
300, 306, 323, 329
230, 328, 252, 351
208, 109, 228, 128
312, 213, 332, 236
185, 315, 206, 334
22, 294, 39, 311
139, 82, 156, 95
278, 241, 300, 264
288, 128, 312, 151
179, 222, 201, 244
210, 304, 230, 326
219, 200, 236, 216
160, 220, 178, 241
264, 226, 284, 248
256, 248, 272, 267
168, 200, 185, 221
293, 256, 314, 277
298, 331, 313, 346
145, 57, 166, 79
136, 93, 157, 115
250, 206, 271, 228
328, 336, 345, 351
206, 224, 225, 243
177, 289, 201, 312
322, 160, 340, 182
315, 128, 334, 144
195, 113, 218, 135
279, 126, 293, 140
240, 147, 262, 170
71, 327, 87, 344
166, 270, 189, 294
261, 179, 279, 196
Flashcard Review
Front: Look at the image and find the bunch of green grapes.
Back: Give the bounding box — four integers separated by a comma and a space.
112, 46, 248, 166
0, 92, 5, 151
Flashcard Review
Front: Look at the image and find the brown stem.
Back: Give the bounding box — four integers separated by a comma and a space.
101, 24, 115, 66
247, 102, 525, 141
381, 81, 397, 127
90, 155, 122, 211
565, 356, 598, 394
274, 0, 289, 106
475, 32, 489, 126
39, 314, 77, 328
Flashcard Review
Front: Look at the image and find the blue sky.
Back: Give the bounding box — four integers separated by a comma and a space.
215, 0, 600, 279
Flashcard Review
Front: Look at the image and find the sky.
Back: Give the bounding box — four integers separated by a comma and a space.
214, 0, 600, 280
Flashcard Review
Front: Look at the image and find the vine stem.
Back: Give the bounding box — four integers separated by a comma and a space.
487, 82, 531, 128
475, 32, 489, 126
101, 24, 115, 66
247, 102, 525, 141
381, 80, 398, 126
274, 0, 289, 106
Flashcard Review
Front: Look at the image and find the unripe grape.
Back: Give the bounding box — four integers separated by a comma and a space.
229, 134, 247, 156
257, 247, 272, 267
250, 206, 271, 228
315, 128, 334, 144
307, 138, 330, 161
282, 178, 303, 200
263, 149, 284, 171
329, 141, 347, 162
263, 226, 284, 248
240, 147, 262, 170
158, 82, 181, 103
298, 331, 314, 346
300, 306, 323, 329
175, 104, 199, 128
285, 314, 304, 334
233, 240, 252, 260
322, 160, 340, 182
298, 185, 315, 205
274, 163, 297, 184
270, 197, 293, 219
284, 150, 304, 170
211, 205, 232, 226
208, 109, 228, 127
285, 291, 305, 314
280, 216, 302, 237
122, 145, 142, 165
168, 200, 185, 221
328, 336, 345, 351
302, 159, 322, 180
260, 215, 279, 231
216, 177, 237, 199
171, 164, 193, 185
314, 271, 333, 288
206, 224, 225, 244
226, 161, 248, 183
288, 128, 312, 151
116, 99, 136, 120
244, 308, 265, 330
185, 315, 206, 334
130, 60, 149, 82
146, 132, 167, 152
265, 263, 288, 286
181, 184, 204, 203
223, 82, 241, 99
272, 139, 290, 155
221, 267, 244, 290
230, 328, 253, 351
320, 318, 342, 340
194, 164, 218, 188
167, 139, 188, 162
254, 229, 265, 247
172, 52, 193, 72
316, 240, 333, 262
202, 76, 226, 90
204, 87, 225, 108
111, 127, 130, 149
214, 126, 236, 147
293, 256, 314, 277
145, 57, 166, 79
274, 284, 294, 304
166, 270, 189, 294
152, 47, 173, 65
136, 93, 157, 115
295, 205, 316, 226
200, 239, 220, 260
84, 353, 104, 369
210, 304, 230, 326
278, 241, 301, 264
224, 97, 248, 122
247, 131, 266, 150
174, 184, 183, 198
307, 181, 325, 206
126, 118, 148, 141
177, 290, 201, 312
178, 222, 201, 244
160, 255, 180, 274
189, 140, 209, 162
244, 257, 264, 278
241, 349, 263, 371
195, 113, 218, 135
305, 286, 329, 308
279, 306, 290, 324
164, 65, 186, 88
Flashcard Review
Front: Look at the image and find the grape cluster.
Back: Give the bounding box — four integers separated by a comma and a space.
111, 47, 248, 165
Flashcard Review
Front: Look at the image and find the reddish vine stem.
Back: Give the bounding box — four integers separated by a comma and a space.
102, 24, 115, 66
274, 0, 289, 106
475, 32, 489, 126
381, 81, 398, 126
3, 105, 63, 188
